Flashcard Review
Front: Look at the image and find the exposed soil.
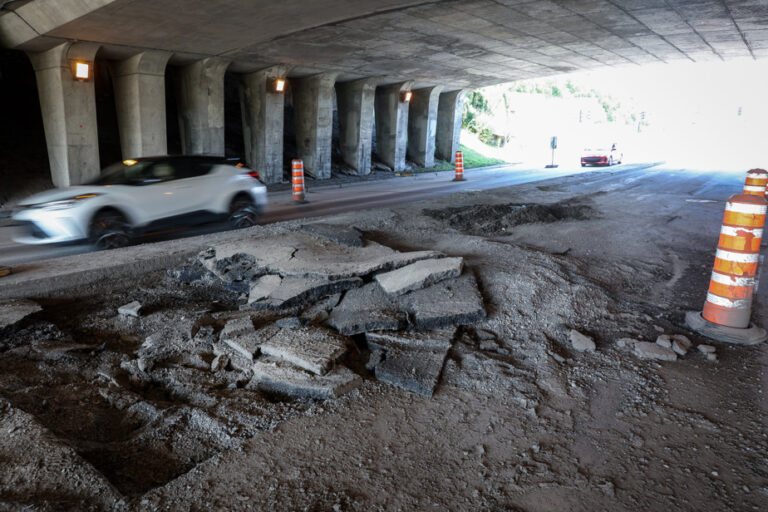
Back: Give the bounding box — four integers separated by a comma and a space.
1, 167, 766, 511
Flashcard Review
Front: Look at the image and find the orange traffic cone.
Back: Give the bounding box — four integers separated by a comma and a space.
452, 150, 465, 182
291, 159, 307, 203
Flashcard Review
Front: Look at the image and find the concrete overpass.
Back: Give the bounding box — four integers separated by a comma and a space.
1, 0, 765, 187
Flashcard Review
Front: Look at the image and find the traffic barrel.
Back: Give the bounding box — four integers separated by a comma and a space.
743, 168, 767, 197
686, 193, 768, 344
291, 159, 307, 203
452, 150, 465, 182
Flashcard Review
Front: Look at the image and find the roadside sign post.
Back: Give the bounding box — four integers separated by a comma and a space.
545, 136, 558, 168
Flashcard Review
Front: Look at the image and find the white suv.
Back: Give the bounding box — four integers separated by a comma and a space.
13, 156, 267, 248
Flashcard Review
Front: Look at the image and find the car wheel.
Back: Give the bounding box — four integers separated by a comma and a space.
90, 209, 130, 249
229, 195, 259, 228
581, 163, 586, 167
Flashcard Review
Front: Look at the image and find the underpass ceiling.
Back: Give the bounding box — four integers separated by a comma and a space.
1, 0, 766, 88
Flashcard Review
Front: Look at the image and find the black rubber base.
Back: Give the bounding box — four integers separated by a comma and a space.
685, 311, 767, 346
452, 177, 466, 182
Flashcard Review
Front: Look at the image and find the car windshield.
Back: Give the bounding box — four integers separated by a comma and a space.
88, 160, 156, 185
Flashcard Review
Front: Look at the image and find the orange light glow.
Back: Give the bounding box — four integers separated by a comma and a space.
74, 61, 90, 80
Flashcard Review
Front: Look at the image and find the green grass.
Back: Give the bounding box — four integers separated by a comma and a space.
407, 144, 508, 174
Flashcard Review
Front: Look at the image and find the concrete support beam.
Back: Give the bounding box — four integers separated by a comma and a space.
176, 57, 230, 156
375, 82, 411, 172
407, 86, 442, 168
335, 78, 376, 175
435, 89, 466, 164
239, 65, 289, 184
292, 73, 338, 179
28, 41, 101, 187
111, 50, 172, 159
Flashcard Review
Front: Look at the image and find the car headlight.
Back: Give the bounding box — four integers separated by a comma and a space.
36, 193, 102, 211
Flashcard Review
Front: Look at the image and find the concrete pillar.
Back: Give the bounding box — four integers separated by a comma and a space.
407, 86, 442, 168
28, 41, 100, 187
239, 65, 289, 184
111, 50, 172, 159
335, 78, 376, 175
375, 82, 412, 172
176, 57, 230, 156
435, 89, 466, 164
292, 73, 337, 179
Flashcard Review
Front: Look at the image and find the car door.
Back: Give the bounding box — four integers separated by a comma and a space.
167, 158, 220, 213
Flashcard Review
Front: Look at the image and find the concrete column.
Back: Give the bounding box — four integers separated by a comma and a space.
375, 81, 412, 172
111, 50, 172, 159
407, 86, 442, 168
335, 78, 376, 175
176, 57, 230, 156
435, 89, 466, 164
28, 41, 100, 187
292, 73, 338, 179
239, 65, 289, 184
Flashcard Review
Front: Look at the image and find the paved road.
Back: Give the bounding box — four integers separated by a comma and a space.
0, 162, 655, 267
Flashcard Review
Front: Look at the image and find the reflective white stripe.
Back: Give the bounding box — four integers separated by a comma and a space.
747, 171, 767, 178
706, 292, 750, 309
726, 201, 767, 215
710, 271, 755, 287
715, 249, 760, 263
720, 225, 763, 238
744, 185, 765, 193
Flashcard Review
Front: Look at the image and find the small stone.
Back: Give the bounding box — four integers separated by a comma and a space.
118, 301, 142, 318
706, 353, 718, 362
672, 337, 691, 356
211, 354, 229, 372
275, 317, 303, 329
698, 344, 716, 354
137, 357, 150, 372
569, 330, 596, 352
224, 336, 260, 361
634, 341, 677, 361
655, 334, 672, 349
653, 325, 664, 333
616, 337, 638, 348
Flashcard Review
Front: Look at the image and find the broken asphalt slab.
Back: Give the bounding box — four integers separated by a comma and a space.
375, 257, 463, 296
248, 358, 361, 399
0, 299, 42, 329
248, 275, 362, 310
299, 223, 364, 247
259, 326, 348, 375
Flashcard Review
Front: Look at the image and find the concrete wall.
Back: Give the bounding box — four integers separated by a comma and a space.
336, 78, 376, 175
111, 50, 171, 159
176, 57, 230, 156
435, 90, 465, 164
239, 65, 289, 183
28, 41, 101, 187
292, 73, 337, 179
407, 86, 442, 168
374, 82, 411, 172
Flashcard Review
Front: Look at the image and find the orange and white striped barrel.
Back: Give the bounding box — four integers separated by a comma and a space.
453, 150, 465, 181
743, 168, 768, 197
702, 194, 767, 328
291, 159, 306, 203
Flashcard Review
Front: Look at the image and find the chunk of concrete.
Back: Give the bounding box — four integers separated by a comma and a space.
569, 330, 596, 352
248, 275, 282, 304
259, 327, 348, 375
400, 273, 486, 330
615, 337, 638, 348
698, 344, 716, 354
634, 341, 677, 361
327, 283, 405, 335
0, 299, 42, 329
656, 334, 672, 349
375, 257, 463, 296
373, 346, 449, 397
220, 316, 255, 341
211, 354, 229, 372
366, 328, 455, 351
224, 336, 260, 361
671, 334, 692, 356
249, 358, 362, 399
117, 301, 142, 318
299, 223, 364, 247
249, 276, 363, 310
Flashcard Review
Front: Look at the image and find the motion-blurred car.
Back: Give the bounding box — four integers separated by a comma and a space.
581, 143, 622, 167
12, 156, 267, 249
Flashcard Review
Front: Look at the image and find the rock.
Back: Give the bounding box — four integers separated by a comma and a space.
706, 353, 718, 362
259, 327, 348, 375
400, 273, 486, 330
327, 283, 405, 335
374, 257, 463, 296
373, 346, 449, 397
671, 334, 692, 356
220, 316, 255, 340
211, 354, 229, 372
117, 301, 142, 318
228, 352, 254, 372
275, 317, 303, 329
248, 358, 362, 399
300, 293, 341, 324
365, 328, 455, 352
299, 223, 364, 247
249, 276, 362, 310
569, 330, 596, 352
366, 348, 385, 371
248, 275, 283, 304
0, 299, 42, 329
223, 336, 260, 361
616, 337, 639, 348
655, 334, 672, 349
698, 344, 716, 354
137, 357, 150, 372
634, 341, 677, 361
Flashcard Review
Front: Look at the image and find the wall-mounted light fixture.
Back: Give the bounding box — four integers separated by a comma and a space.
401, 90, 413, 103
73, 61, 91, 81
269, 77, 286, 93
